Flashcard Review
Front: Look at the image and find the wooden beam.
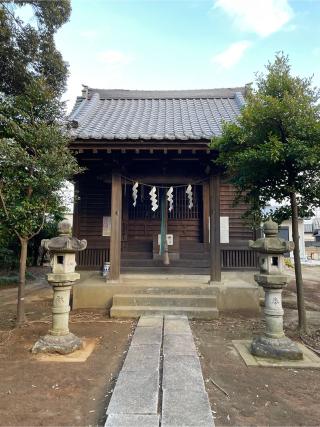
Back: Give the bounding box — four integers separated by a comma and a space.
109, 172, 122, 281
209, 174, 221, 282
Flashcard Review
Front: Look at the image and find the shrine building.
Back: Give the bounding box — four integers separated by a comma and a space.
68, 86, 260, 316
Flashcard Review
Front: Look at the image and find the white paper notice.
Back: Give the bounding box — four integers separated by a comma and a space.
102, 216, 111, 236
220, 216, 229, 243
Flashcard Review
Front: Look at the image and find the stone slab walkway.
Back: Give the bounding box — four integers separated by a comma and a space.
105, 315, 214, 427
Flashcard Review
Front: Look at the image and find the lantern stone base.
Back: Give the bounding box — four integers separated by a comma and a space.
251, 335, 303, 360
32, 333, 83, 355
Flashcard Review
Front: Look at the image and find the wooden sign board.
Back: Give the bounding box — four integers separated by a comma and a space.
157, 234, 174, 246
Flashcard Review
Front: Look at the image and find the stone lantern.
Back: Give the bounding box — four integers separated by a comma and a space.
32, 219, 87, 354
249, 219, 303, 360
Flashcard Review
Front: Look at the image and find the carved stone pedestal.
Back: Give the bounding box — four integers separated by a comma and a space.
249, 220, 303, 361
32, 282, 82, 355
250, 275, 303, 360
251, 335, 303, 360
32, 219, 86, 355
32, 332, 82, 355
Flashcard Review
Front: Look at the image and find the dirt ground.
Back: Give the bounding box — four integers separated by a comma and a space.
192, 314, 320, 427
191, 265, 320, 427
0, 266, 319, 426
0, 270, 136, 426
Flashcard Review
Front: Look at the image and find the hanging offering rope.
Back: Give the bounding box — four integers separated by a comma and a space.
132, 182, 139, 207
121, 174, 208, 189
167, 186, 174, 212
186, 184, 193, 209
149, 186, 159, 211
122, 174, 208, 212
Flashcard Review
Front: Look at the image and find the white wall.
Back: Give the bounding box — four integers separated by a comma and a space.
281, 219, 305, 259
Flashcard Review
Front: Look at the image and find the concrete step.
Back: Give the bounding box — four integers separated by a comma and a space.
115, 286, 216, 296
121, 259, 210, 267
110, 305, 219, 319
121, 266, 210, 275
113, 293, 217, 308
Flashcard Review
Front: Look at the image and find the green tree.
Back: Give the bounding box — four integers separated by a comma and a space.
0, 80, 81, 325
212, 53, 320, 334
0, 1, 77, 326
0, 0, 71, 96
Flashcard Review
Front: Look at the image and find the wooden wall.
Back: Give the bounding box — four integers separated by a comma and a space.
220, 183, 253, 241
74, 174, 255, 268
74, 177, 253, 245
75, 175, 111, 249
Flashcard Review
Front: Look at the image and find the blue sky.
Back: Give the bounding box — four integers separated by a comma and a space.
47, 0, 320, 109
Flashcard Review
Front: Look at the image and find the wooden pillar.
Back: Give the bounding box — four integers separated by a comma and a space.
109, 172, 122, 281
160, 190, 169, 264
209, 174, 221, 282
73, 180, 80, 237
202, 182, 210, 244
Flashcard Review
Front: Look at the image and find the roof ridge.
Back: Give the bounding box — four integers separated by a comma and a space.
84, 87, 246, 100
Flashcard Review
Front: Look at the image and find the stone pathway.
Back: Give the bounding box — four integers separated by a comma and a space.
105, 315, 214, 427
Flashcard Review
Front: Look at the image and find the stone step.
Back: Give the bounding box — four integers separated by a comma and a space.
113, 293, 217, 308
110, 305, 219, 319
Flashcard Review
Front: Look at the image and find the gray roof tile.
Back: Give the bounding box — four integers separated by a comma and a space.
69, 87, 245, 141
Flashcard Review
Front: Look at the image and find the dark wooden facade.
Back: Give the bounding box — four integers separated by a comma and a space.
72, 145, 257, 274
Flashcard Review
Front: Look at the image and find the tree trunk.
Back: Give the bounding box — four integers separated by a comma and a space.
16, 237, 28, 326
290, 192, 308, 334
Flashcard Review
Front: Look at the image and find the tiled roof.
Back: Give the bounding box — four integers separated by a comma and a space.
69, 87, 245, 141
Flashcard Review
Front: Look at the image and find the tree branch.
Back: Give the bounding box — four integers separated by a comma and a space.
0, 182, 22, 240
0, 182, 9, 220
29, 205, 47, 240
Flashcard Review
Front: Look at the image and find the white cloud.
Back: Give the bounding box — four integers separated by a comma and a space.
214, 0, 293, 37
211, 41, 251, 69
97, 50, 133, 65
